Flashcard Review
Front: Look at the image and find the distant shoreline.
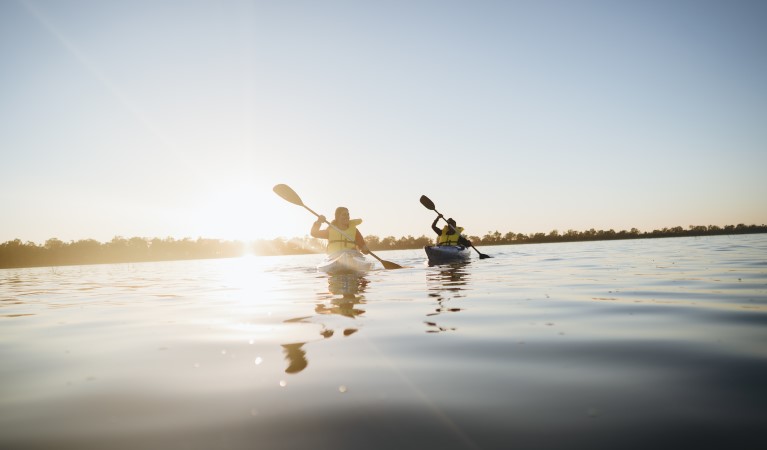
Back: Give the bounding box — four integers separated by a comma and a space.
1, 224, 765, 270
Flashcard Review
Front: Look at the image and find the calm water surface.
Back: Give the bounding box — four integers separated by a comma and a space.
1, 235, 766, 449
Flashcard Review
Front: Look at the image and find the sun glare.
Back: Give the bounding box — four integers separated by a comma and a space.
220, 256, 281, 292
191, 186, 308, 242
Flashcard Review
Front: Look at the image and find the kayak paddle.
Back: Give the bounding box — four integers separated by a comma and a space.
419, 195, 491, 259
273, 184, 403, 270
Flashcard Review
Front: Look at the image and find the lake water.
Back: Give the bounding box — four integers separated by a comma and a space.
1, 235, 766, 449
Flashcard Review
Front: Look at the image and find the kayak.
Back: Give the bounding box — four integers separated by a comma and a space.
317, 250, 375, 273
424, 245, 471, 264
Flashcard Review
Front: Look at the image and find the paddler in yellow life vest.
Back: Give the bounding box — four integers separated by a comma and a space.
431, 215, 472, 247
311, 206, 370, 254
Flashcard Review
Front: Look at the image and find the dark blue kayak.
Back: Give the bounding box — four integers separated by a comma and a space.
424, 245, 471, 263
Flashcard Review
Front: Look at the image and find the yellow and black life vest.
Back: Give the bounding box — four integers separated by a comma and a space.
327, 219, 362, 253
438, 225, 464, 245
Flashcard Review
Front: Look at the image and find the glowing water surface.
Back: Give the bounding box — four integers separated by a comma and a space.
1, 235, 766, 449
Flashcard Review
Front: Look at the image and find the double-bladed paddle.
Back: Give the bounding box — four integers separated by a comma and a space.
273, 184, 403, 270
419, 195, 491, 259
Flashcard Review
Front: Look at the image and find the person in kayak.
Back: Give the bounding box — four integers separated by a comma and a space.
431, 215, 472, 247
311, 207, 370, 254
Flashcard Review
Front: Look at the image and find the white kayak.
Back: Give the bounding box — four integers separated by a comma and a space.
317, 250, 375, 273
424, 245, 471, 264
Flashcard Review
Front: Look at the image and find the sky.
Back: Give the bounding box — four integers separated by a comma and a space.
2, 0, 766, 245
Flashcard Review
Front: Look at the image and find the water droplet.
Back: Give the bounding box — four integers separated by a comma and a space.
339, 385, 348, 393
279, 380, 287, 387
249, 339, 255, 345
221, 350, 227, 355
193, 363, 200, 368
255, 357, 263, 365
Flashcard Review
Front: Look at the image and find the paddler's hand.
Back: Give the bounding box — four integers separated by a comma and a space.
315, 215, 326, 224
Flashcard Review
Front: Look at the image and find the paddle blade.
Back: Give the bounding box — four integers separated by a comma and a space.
381, 259, 404, 270
369, 252, 404, 270
419, 195, 436, 210
273, 184, 304, 206
469, 244, 492, 259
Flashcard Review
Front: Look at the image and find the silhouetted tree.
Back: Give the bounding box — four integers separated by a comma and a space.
2, 224, 767, 269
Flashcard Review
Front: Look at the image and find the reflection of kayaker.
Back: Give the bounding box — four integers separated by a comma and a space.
316, 296, 366, 319
425, 262, 470, 333
315, 272, 367, 342
279, 272, 368, 374
315, 293, 363, 338
326, 272, 369, 299
318, 272, 367, 322
281, 343, 308, 374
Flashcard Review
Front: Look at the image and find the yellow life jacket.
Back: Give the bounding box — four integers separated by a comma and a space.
438, 225, 464, 245
327, 219, 362, 253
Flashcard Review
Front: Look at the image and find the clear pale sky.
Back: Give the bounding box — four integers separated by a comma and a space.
2, 0, 766, 244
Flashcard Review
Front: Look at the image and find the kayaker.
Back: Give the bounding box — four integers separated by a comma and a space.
311, 207, 370, 254
432, 215, 472, 247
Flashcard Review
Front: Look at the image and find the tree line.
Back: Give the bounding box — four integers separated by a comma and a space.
1, 223, 765, 269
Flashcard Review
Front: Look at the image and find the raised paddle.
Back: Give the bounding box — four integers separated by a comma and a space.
419, 195, 491, 259
273, 184, 403, 270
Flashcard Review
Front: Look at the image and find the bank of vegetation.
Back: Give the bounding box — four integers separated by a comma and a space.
1, 224, 765, 269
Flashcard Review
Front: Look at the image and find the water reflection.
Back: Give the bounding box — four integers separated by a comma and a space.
326, 272, 369, 300
281, 272, 368, 374
281, 343, 308, 374
425, 261, 471, 333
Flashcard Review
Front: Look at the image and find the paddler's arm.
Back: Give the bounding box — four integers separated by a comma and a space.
355, 229, 370, 254
431, 214, 443, 234
310, 216, 329, 239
